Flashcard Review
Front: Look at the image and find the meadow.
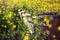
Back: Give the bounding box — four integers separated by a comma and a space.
0, 0, 60, 40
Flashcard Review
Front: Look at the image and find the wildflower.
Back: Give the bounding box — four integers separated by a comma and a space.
48, 24, 52, 28
52, 35, 56, 38
1, 25, 4, 27
8, 11, 13, 18
14, 13, 16, 16
0, 10, 1, 14
2, 6, 4, 8
2, 17, 5, 20
12, 25, 16, 29
5, 25, 7, 28
49, 17, 53, 20
10, 22, 13, 25
0, 0, 2, 2
2, 25, 7, 28
46, 19, 50, 24
44, 17, 47, 22
57, 26, 60, 31
23, 34, 29, 40
7, 20, 10, 23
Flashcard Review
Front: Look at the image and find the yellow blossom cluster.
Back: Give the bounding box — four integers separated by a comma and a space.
57, 26, 60, 31
44, 17, 52, 28
0, 0, 60, 40
23, 34, 29, 40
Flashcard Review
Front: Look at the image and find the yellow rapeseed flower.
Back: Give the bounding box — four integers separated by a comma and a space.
2, 6, 4, 8
14, 13, 16, 16
10, 22, 13, 25
49, 17, 53, 20
46, 19, 50, 24
1, 25, 7, 28
7, 20, 10, 23
1, 25, 4, 27
14, 0, 18, 3
44, 17, 50, 24
5, 25, 7, 28
48, 24, 52, 29
0, 0, 2, 2
0, 10, 1, 14
2, 25, 7, 28
23, 34, 29, 40
57, 26, 60, 31
2, 17, 5, 20
44, 17, 48, 22
12, 25, 16, 29
8, 11, 13, 18
52, 35, 56, 38
54, 7, 58, 11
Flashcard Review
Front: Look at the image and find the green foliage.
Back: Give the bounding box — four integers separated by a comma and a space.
0, 0, 60, 40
